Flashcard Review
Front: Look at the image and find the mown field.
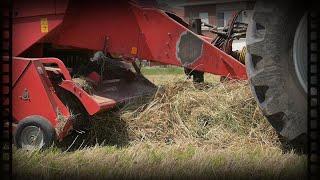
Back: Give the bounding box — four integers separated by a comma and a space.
13, 66, 307, 179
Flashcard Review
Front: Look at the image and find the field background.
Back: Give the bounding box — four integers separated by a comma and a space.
13, 66, 306, 179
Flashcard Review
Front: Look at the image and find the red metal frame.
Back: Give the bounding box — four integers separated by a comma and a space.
10, 57, 71, 139
9, 57, 118, 140
13, 0, 247, 79
38, 58, 72, 80
10, 0, 248, 141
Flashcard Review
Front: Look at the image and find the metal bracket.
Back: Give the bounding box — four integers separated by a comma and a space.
19, 88, 30, 101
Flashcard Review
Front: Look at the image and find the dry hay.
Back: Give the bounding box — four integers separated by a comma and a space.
72, 77, 94, 94
55, 113, 69, 136
15, 78, 302, 179
80, 80, 280, 150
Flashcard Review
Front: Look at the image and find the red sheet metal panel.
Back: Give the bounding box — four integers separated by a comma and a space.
13, 0, 55, 18
51, 0, 143, 58
13, 0, 69, 56
13, 0, 246, 79
130, 4, 247, 79
12, 58, 30, 86
13, 15, 64, 56
12, 58, 70, 127
59, 80, 117, 115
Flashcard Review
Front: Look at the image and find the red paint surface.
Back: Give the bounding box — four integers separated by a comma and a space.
12, 58, 70, 128
10, 0, 248, 140
14, 0, 247, 79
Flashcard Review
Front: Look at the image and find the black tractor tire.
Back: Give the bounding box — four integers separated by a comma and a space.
246, 0, 308, 150
15, 116, 56, 149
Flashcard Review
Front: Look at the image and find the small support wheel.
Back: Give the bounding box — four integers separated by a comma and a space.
15, 116, 56, 150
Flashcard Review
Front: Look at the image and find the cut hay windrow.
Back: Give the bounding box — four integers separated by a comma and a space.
14, 77, 304, 179
82, 80, 280, 150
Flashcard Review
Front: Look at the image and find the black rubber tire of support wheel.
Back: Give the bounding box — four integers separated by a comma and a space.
246, 0, 308, 151
15, 116, 56, 149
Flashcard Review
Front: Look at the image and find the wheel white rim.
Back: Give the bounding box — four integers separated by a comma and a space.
293, 13, 308, 93
20, 126, 45, 150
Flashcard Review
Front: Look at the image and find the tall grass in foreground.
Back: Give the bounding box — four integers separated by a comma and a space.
14, 143, 306, 179
13, 80, 307, 179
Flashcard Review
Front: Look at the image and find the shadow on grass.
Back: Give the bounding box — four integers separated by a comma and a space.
278, 133, 308, 155
57, 107, 130, 151
56, 93, 155, 152
54, 82, 154, 152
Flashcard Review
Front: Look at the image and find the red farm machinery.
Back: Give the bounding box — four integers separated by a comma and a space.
1, 0, 315, 150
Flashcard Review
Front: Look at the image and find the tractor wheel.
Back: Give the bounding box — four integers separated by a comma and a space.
15, 116, 56, 150
246, 0, 308, 151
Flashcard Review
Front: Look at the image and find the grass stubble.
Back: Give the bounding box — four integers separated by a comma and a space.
13, 72, 306, 179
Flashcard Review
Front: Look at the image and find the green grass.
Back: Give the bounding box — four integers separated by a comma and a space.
13, 143, 306, 179
141, 66, 219, 85
141, 66, 184, 75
